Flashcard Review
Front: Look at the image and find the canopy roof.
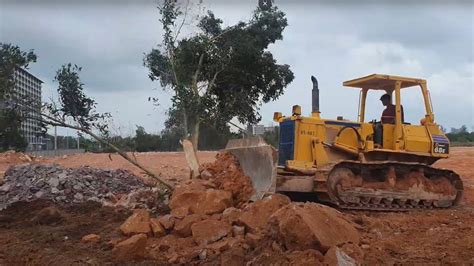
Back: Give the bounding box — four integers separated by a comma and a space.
343, 74, 425, 90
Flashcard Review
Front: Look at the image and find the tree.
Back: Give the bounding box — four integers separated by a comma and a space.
0, 43, 37, 151
134, 126, 161, 152
144, 0, 294, 149
21, 63, 172, 190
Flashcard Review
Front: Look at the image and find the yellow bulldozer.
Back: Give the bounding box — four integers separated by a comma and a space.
225, 74, 463, 211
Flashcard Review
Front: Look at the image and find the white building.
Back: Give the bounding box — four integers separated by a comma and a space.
13, 67, 45, 150
250, 124, 277, 135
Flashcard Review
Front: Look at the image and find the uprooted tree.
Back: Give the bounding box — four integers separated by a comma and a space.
144, 0, 294, 150
0, 43, 37, 151
21, 63, 173, 190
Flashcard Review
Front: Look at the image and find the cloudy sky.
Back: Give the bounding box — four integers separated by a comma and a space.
1, 0, 473, 136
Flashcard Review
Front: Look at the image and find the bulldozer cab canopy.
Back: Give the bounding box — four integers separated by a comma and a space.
343, 74, 425, 91
344, 74, 434, 125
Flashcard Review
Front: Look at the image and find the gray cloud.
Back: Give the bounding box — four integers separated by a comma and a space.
1, 0, 472, 135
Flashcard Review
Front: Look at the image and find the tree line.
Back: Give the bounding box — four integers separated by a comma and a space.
73, 125, 279, 153
446, 125, 474, 144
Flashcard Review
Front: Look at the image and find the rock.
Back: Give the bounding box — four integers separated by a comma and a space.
191, 219, 232, 245
0, 183, 10, 192
170, 206, 189, 218
194, 189, 232, 215
222, 207, 242, 224
173, 214, 204, 237
170, 188, 232, 215
74, 193, 84, 201
112, 233, 147, 262
120, 209, 151, 235
82, 234, 101, 243
207, 238, 238, 254
272, 241, 283, 252
199, 249, 207, 260
200, 170, 213, 179
287, 249, 324, 265
269, 202, 359, 253
31, 206, 63, 225
158, 214, 175, 230
172, 180, 208, 197
232, 225, 245, 237
167, 252, 179, 264
48, 177, 59, 187
238, 194, 290, 233
324, 246, 357, 266
220, 247, 246, 266
245, 232, 263, 248
339, 242, 364, 263
199, 152, 255, 207
150, 218, 166, 237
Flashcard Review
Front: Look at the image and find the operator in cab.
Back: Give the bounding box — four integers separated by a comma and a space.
380, 94, 404, 124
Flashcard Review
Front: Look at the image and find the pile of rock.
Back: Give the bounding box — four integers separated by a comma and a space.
0, 150, 33, 164
199, 152, 255, 208
0, 164, 159, 210
105, 178, 362, 264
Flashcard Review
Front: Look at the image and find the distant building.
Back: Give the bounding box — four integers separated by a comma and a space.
13, 67, 45, 150
249, 124, 277, 135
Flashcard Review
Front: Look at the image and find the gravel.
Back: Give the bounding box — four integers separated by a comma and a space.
0, 164, 161, 210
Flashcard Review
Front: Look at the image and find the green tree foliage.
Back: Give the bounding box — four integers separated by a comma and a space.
0, 109, 27, 151
446, 125, 474, 143
134, 126, 160, 152
144, 0, 294, 149
0, 43, 37, 151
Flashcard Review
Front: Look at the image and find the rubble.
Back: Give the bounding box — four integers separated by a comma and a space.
169, 181, 233, 215
237, 193, 290, 233
199, 152, 255, 207
112, 233, 148, 262
269, 202, 360, 253
119, 209, 151, 235
173, 214, 205, 237
158, 214, 175, 230
0, 164, 159, 210
82, 234, 101, 243
150, 218, 166, 237
191, 219, 232, 245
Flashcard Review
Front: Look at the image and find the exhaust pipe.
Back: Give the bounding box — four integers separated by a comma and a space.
311, 75, 319, 113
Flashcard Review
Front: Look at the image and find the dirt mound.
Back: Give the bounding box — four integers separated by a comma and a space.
112, 189, 361, 264
0, 150, 34, 165
199, 152, 255, 207
0, 164, 162, 210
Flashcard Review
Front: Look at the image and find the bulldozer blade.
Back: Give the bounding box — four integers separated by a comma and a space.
225, 136, 277, 200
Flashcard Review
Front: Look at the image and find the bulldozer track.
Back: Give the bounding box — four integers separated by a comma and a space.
325, 161, 464, 211
277, 160, 464, 211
